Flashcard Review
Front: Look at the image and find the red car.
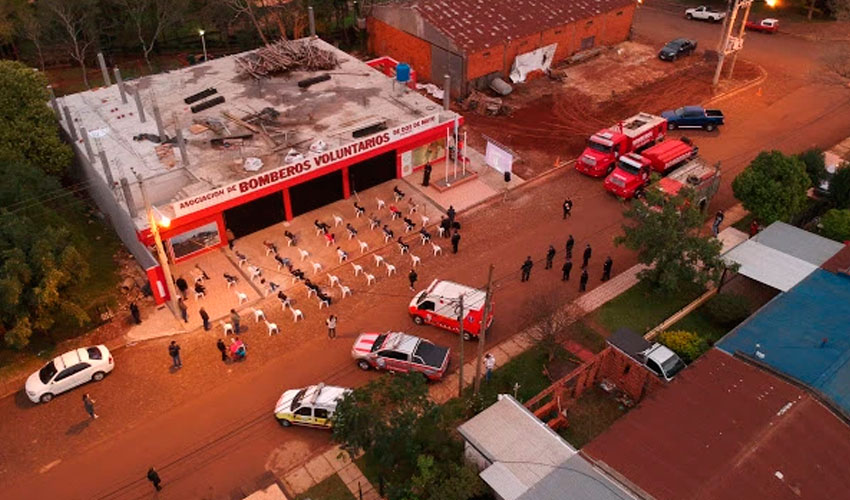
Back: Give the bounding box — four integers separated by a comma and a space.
351, 332, 450, 381
745, 18, 779, 33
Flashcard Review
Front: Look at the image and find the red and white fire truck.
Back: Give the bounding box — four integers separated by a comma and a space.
576, 112, 668, 177
409, 279, 493, 340
656, 157, 720, 211
603, 139, 699, 199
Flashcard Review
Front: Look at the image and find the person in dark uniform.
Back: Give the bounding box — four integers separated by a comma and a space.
602, 256, 613, 281
422, 162, 432, 187
440, 216, 451, 237
408, 269, 418, 291
175, 277, 188, 299
579, 269, 589, 292
451, 231, 461, 253
521, 256, 533, 282
129, 302, 141, 324
562, 198, 573, 219
447, 205, 456, 226
582, 244, 592, 269
545, 245, 556, 269
562, 259, 573, 281
147, 467, 162, 491
566, 235, 574, 259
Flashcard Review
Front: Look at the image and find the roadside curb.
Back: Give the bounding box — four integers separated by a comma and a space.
704, 63, 768, 106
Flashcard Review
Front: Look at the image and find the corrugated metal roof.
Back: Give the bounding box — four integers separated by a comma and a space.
584, 349, 850, 500
723, 239, 819, 292
405, 0, 634, 52
517, 454, 638, 500
752, 221, 844, 266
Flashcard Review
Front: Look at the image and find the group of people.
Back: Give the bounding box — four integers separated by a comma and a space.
521, 236, 614, 292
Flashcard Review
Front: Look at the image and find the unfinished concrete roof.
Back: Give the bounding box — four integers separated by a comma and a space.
403, 0, 634, 52
58, 38, 454, 226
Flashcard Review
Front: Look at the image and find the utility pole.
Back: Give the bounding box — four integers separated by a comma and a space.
139, 179, 179, 315
473, 265, 495, 395
457, 294, 465, 398
712, 0, 772, 88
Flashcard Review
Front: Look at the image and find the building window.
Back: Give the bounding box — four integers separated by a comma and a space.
580, 36, 595, 50
617, 10, 623, 16
554, 29, 563, 34
169, 221, 222, 259
623, 364, 631, 375
483, 51, 491, 57
586, 20, 593, 26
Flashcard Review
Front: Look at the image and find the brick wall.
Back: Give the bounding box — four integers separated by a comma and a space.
600, 4, 636, 46
367, 17, 433, 81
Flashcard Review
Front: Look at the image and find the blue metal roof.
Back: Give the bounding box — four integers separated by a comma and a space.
717, 269, 850, 414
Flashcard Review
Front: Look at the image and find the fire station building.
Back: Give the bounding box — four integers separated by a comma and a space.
56, 38, 460, 301
368, 0, 637, 96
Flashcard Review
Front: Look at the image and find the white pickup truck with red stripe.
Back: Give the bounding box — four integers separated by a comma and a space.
351, 332, 450, 381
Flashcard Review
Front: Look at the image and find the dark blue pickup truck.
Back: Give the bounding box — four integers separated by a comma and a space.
661, 106, 725, 131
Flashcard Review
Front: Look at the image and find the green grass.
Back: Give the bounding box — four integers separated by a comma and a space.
592, 280, 705, 335
295, 473, 354, 500
566, 320, 607, 353
558, 386, 629, 448
670, 304, 730, 345
470, 344, 571, 407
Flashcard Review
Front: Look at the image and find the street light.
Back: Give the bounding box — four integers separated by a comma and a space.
199, 29, 207, 62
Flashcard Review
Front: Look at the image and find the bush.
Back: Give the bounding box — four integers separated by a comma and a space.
820, 209, 850, 242
657, 330, 709, 363
830, 166, 850, 210
704, 293, 751, 327
797, 148, 826, 186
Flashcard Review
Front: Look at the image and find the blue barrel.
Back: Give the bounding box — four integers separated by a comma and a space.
396, 63, 411, 83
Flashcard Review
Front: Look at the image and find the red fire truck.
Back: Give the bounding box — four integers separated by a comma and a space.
603, 139, 699, 199
656, 157, 720, 211
576, 112, 668, 177
408, 279, 493, 340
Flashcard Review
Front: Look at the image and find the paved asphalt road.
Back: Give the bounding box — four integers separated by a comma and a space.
1, 7, 849, 500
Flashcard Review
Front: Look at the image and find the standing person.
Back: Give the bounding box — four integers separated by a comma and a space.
562, 259, 573, 281
168, 340, 182, 369
545, 245, 556, 269
440, 216, 451, 237
521, 256, 534, 282
226, 227, 236, 250
216, 339, 228, 363
712, 210, 725, 237
582, 244, 592, 269
408, 269, 418, 291
129, 302, 141, 324
451, 231, 461, 254
602, 256, 613, 281
562, 198, 573, 219
484, 353, 496, 382
230, 309, 241, 333
447, 205, 456, 226
199, 307, 210, 331
82, 393, 98, 420
579, 269, 589, 292
326, 314, 337, 339
147, 467, 163, 491
566, 235, 575, 259
749, 218, 760, 238
175, 277, 188, 299
177, 297, 188, 323
422, 162, 432, 187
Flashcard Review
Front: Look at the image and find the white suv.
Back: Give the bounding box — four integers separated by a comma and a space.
25, 345, 114, 403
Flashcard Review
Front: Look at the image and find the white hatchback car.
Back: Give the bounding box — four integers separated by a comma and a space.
25, 345, 114, 403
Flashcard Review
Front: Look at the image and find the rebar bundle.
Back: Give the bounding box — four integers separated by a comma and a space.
235, 39, 339, 79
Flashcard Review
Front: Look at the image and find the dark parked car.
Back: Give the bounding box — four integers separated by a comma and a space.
661, 106, 725, 131
658, 38, 697, 61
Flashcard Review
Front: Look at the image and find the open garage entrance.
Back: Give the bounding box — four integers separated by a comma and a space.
348, 150, 397, 194
290, 169, 345, 217
223, 191, 286, 238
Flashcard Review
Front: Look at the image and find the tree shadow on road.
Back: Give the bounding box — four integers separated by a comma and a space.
66, 419, 91, 436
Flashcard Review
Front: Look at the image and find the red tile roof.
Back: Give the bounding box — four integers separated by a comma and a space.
584, 349, 850, 500
408, 0, 634, 52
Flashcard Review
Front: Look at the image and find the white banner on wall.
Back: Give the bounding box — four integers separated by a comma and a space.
510, 43, 558, 83
485, 141, 513, 174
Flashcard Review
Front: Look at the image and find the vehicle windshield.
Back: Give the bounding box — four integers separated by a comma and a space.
662, 356, 686, 378
587, 140, 611, 154
291, 388, 307, 411
674, 107, 685, 117
372, 334, 387, 352
665, 41, 682, 50
618, 159, 642, 175
39, 361, 58, 384
86, 347, 103, 360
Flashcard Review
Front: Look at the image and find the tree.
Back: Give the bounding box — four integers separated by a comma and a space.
332, 374, 482, 500
615, 186, 726, 293
732, 151, 811, 225
797, 148, 826, 186
0, 60, 73, 176
220, 0, 270, 45
820, 208, 850, 242
0, 160, 90, 349
657, 331, 708, 363
43, 0, 99, 89
704, 293, 750, 327
828, 0, 850, 20
114, 0, 185, 70
522, 292, 572, 363
829, 165, 850, 209
406, 454, 485, 500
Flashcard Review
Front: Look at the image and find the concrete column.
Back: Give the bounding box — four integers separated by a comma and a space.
48, 86, 61, 120
152, 101, 166, 142
98, 149, 116, 188
132, 86, 147, 123
120, 178, 138, 218
174, 116, 189, 165
97, 52, 111, 86
308, 6, 316, 37
114, 67, 127, 104
443, 74, 451, 110
80, 126, 95, 162
62, 106, 78, 141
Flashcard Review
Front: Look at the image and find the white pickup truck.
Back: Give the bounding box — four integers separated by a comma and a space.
685, 6, 726, 22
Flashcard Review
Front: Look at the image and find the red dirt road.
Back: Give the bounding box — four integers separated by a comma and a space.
2, 6, 850, 500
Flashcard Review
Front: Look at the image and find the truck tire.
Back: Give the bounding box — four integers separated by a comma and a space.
606, 164, 615, 175
357, 359, 371, 371
463, 331, 473, 341
668, 122, 677, 130
412, 315, 424, 325
703, 123, 716, 132
686, 13, 693, 20
278, 418, 292, 427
